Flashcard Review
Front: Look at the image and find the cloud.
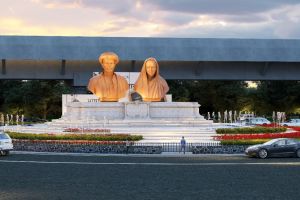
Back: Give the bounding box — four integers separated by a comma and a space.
28, 0, 300, 25
0, 0, 300, 38
30, 0, 81, 9
0, 17, 98, 36
148, 11, 197, 26
146, 0, 300, 15
216, 14, 268, 24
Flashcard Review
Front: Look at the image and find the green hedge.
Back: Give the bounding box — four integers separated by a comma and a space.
6, 132, 143, 141
220, 139, 270, 145
216, 127, 287, 134
221, 139, 300, 145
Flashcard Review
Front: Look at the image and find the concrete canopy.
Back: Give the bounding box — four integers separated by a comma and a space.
1, 36, 300, 86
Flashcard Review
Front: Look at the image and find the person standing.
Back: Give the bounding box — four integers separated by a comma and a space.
126, 140, 130, 154
180, 136, 186, 154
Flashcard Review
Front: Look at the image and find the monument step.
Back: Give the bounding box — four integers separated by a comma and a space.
111, 130, 215, 133
4, 126, 217, 135
122, 132, 216, 136
49, 124, 214, 128
113, 132, 215, 136
140, 139, 217, 143
141, 134, 215, 137
143, 134, 213, 139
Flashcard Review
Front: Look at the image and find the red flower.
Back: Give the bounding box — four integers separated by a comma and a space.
214, 131, 300, 140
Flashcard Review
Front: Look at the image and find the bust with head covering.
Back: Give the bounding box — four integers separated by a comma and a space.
87, 52, 129, 102
134, 57, 169, 102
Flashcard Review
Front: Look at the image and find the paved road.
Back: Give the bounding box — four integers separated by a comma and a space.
1, 152, 300, 200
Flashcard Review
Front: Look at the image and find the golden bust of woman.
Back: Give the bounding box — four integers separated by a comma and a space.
87, 52, 129, 102
134, 57, 169, 102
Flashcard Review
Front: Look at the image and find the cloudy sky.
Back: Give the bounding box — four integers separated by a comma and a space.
1, 0, 300, 38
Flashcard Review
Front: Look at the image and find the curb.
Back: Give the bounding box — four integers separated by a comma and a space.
10, 151, 246, 157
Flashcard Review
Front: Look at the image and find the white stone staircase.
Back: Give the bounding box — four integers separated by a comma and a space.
5, 123, 217, 143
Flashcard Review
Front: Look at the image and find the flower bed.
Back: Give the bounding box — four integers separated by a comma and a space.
259, 124, 300, 130
64, 128, 111, 133
258, 123, 281, 128
6, 132, 143, 141
220, 140, 270, 145
289, 127, 300, 131
214, 131, 300, 141
13, 139, 127, 145
216, 127, 287, 134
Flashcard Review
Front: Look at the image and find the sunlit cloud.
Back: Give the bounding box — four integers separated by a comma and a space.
188, 16, 228, 27
30, 0, 81, 9
0, 0, 300, 38
0, 17, 94, 36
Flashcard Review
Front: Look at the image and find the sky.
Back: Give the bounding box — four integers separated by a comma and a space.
1, 0, 300, 38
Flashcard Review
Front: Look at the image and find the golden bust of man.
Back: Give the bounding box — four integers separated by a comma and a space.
87, 52, 129, 102
134, 57, 169, 102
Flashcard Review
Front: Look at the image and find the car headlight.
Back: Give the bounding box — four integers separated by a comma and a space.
248, 147, 259, 151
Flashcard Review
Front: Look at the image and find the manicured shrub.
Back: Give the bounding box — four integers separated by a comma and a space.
216, 127, 287, 134
6, 132, 143, 141
64, 128, 111, 133
14, 139, 127, 145
220, 140, 269, 145
214, 131, 300, 140
221, 139, 300, 145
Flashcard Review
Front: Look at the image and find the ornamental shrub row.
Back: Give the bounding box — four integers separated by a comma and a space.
6, 132, 143, 141
64, 128, 111, 133
220, 139, 269, 145
220, 138, 300, 145
216, 127, 287, 134
214, 132, 300, 140
14, 139, 127, 145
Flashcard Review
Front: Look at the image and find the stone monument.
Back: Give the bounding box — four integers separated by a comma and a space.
47, 53, 213, 142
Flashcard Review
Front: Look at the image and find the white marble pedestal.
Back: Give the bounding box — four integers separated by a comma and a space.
50, 102, 210, 126
46, 102, 215, 142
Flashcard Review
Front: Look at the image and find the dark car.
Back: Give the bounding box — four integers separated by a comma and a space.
245, 138, 300, 159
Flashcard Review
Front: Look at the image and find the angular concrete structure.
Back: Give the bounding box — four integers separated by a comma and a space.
1, 36, 300, 87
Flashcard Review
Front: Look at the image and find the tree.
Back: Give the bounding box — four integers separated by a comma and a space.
253, 81, 300, 115
0, 80, 72, 120
167, 80, 190, 102
167, 80, 248, 114
22, 80, 72, 119
1, 80, 24, 114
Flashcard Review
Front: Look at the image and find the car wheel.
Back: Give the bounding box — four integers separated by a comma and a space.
0, 150, 9, 156
258, 149, 268, 159
296, 149, 300, 158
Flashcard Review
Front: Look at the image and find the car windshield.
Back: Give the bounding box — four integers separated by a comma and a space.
0, 133, 10, 139
264, 139, 280, 145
